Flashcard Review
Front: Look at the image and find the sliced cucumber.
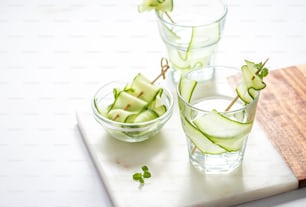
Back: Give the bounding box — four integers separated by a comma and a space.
160, 22, 181, 41
241, 65, 266, 90
178, 77, 197, 103
112, 88, 121, 99
124, 73, 161, 103
245, 60, 258, 74
138, 0, 173, 13
152, 105, 167, 116
194, 110, 252, 151
169, 25, 218, 71
107, 109, 136, 122
109, 91, 147, 112
181, 117, 226, 154
149, 92, 163, 108
169, 27, 196, 70
179, 26, 196, 62
125, 109, 159, 123
169, 50, 207, 71
97, 73, 168, 124
94, 98, 107, 116
148, 94, 167, 116
236, 83, 254, 104
236, 61, 266, 104
191, 23, 220, 47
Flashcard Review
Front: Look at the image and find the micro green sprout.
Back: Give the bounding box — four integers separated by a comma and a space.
133, 165, 151, 184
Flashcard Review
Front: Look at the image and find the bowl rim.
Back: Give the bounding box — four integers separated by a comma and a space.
91, 80, 174, 127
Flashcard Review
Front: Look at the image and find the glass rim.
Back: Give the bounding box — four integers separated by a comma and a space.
176, 66, 260, 114
155, 0, 228, 28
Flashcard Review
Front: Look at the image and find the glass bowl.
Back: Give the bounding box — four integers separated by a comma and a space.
92, 81, 174, 142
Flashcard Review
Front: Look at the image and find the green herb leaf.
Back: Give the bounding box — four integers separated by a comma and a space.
259, 68, 269, 78
133, 173, 142, 181
133, 166, 152, 185
142, 165, 149, 172
143, 171, 151, 178
139, 177, 145, 184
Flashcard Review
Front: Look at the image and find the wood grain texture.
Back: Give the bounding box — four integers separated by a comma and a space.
256, 66, 306, 188
297, 64, 306, 77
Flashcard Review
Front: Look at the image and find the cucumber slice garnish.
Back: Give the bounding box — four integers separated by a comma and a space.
241, 65, 266, 90
161, 23, 181, 40
178, 77, 197, 103
107, 109, 136, 123
168, 24, 219, 71
138, 0, 173, 13
126, 109, 159, 123
181, 117, 226, 154
94, 98, 107, 116
236, 83, 258, 104
109, 91, 148, 112
236, 60, 267, 104
194, 110, 252, 151
152, 105, 167, 116
148, 94, 167, 116
169, 49, 207, 71
191, 23, 220, 47
124, 73, 161, 103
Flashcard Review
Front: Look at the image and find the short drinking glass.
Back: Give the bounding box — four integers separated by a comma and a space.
156, 0, 228, 83
177, 66, 259, 174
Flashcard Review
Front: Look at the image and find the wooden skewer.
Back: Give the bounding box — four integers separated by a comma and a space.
165, 11, 175, 24
111, 104, 131, 121
151, 57, 170, 84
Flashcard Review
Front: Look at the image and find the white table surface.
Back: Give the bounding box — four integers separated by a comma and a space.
0, 0, 305, 206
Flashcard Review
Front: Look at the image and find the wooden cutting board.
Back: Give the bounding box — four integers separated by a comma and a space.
256, 65, 306, 188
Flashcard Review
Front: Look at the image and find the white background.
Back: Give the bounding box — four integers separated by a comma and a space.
0, 0, 305, 206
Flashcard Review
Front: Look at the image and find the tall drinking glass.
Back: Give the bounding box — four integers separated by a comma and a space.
156, 0, 227, 83
177, 66, 259, 174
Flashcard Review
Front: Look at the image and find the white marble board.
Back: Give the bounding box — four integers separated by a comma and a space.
76, 104, 298, 207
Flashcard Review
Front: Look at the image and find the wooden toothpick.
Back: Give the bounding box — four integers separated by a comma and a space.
165, 11, 175, 24
151, 57, 170, 84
